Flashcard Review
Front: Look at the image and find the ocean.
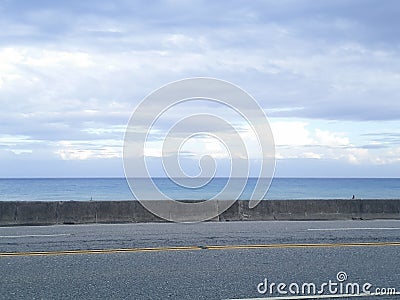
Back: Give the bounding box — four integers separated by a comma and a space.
0, 178, 399, 201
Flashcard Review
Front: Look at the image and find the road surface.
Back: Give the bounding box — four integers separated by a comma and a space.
1, 220, 400, 299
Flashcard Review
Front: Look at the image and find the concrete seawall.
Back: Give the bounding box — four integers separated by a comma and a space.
0, 200, 400, 226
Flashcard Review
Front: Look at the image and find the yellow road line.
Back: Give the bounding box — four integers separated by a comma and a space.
0, 246, 201, 257
1, 241, 400, 257
206, 241, 400, 250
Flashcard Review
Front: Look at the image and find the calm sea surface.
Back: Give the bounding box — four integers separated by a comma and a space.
0, 178, 399, 201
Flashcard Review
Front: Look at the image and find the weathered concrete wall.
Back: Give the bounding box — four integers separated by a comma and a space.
220, 200, 400, 221
0, 200, 399, 226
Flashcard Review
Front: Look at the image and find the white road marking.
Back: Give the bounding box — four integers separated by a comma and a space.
228, 291, 400, 299
308, 227, 400, 231
0, 234, 70, 238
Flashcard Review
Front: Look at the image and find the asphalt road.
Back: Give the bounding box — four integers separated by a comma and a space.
1, 220, 400, 300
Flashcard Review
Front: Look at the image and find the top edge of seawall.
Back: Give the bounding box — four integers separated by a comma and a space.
1, 199, 400, 203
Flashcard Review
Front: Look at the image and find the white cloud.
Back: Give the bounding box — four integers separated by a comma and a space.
1, 1, 400, 177
270, 121, 312, 146
56, 140, 121, 160
302, 152, 322, 159
343, 148, 369, 164
269, 120, 400, 166
314, 129, 349, 147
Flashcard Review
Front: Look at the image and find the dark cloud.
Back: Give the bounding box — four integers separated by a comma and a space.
1, 0, 399, 48
361, 133, 400, 145
359, 144, 389, 149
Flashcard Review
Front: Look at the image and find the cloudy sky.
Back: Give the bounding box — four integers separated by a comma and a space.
1, 0, 400, 178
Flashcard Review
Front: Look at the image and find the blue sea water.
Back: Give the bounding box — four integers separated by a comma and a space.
0, 178, 399, 201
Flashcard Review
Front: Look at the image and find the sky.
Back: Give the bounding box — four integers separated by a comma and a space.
0, 0, 400, 178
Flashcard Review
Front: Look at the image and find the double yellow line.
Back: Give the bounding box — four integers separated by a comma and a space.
1, 241, 400, 257
0, 246, 200, 257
